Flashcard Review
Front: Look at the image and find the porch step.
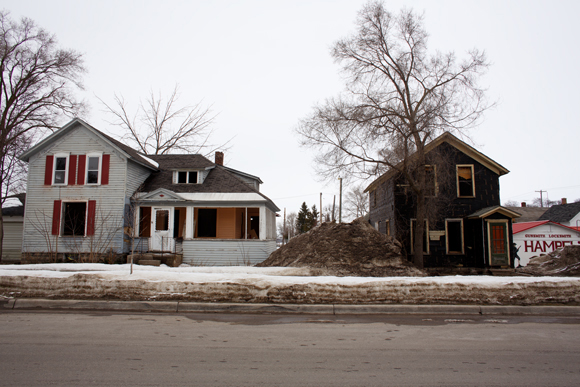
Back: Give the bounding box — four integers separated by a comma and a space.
489, 268, 515, 276
139, 259, 161, 266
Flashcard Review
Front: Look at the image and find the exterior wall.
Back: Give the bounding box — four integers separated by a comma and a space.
22, 124, 129, 255
2, 217, 23, 262
513, 224, 580, 266
181, 239, 276, 266
368, 141, 505, 267
568, 212, 580, 228
125, 161, 152, 198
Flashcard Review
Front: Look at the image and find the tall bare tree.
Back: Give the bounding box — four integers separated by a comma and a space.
344, 184, 368, 221
297, 3, 490, 268
101, 85, 227, 156
0, 12, 86, 261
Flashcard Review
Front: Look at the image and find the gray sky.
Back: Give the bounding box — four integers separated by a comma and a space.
4, 0, 580, 217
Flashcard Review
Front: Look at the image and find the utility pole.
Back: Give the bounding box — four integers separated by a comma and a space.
283, 208, 286, 245
319, 193, 322, 225
535, 190, 547, 207
338, 177, 343, 223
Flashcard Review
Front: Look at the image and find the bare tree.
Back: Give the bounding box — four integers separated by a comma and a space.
297, 3, 490, 268
344, 184, 368, 221
1, 133, 30, 206
0, 12, 86, 262
100, 85, 228, 156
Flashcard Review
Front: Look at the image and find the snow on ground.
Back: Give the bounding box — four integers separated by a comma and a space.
1, 263, 580, 305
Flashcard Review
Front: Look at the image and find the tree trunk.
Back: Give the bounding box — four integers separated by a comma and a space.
413, 190, 426, 269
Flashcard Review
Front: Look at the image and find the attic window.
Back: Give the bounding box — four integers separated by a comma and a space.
457, 165, 475, 198
176, 171, 198, 184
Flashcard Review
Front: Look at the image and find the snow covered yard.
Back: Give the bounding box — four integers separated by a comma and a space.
1, 263, 580, 305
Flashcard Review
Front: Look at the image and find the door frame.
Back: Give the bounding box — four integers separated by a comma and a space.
486, 219, 510, 266
151, 207, 174, 252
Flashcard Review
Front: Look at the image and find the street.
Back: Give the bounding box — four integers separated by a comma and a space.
1, 310, 579, 386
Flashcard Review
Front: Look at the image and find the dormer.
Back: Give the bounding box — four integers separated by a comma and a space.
173, 170, 200, 184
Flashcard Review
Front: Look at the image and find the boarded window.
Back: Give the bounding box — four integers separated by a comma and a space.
446, 219, 463, 254
457, 165, 474, 197
62, 202, 86, 236
139, 207, 151, 237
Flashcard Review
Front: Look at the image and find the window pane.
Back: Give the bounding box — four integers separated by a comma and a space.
188, 171, 198, 183
55, 157, 67, 171
54, 171, 65, 184
155, 210, 169, 231
458, 167, 473, 197
178, 171, 187, 183
63, 202, 86, 236
88, 156, 99, 170
87, 171, 99, 184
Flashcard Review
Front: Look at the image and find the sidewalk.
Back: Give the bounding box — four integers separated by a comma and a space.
3, 297, 580, 316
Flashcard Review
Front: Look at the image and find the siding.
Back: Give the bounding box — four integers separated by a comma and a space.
2, 217, 23, 261
182, 239, 276, 266
22, 123, 129, 254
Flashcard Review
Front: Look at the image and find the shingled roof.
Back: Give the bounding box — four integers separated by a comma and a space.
538, 202, 580, 223
142, 154, 260, 194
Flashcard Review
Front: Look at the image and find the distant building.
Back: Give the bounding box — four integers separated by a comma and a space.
538, 200, 580, 229
512, 220, 580, 266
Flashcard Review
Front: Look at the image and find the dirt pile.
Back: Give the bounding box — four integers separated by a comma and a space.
516, 246, 580, 276
258, 218, 425, 277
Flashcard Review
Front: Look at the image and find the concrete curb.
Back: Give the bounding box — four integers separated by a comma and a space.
3, 298, 580, 316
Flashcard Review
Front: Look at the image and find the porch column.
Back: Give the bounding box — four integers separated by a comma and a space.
185, 206, 194, 239
259, 206, 266, 240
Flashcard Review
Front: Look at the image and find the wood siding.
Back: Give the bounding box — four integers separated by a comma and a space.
2, 218, 23, 261
182, 239, 276, 266
22, 124, 129, 254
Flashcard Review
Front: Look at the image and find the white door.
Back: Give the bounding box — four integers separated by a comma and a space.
151, 207, 174, 252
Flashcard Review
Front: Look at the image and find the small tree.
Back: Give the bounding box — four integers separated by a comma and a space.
0, 12, 86, 262
296, 202, 311, 234
297, 3, 490, 268
100, 85, 229, 156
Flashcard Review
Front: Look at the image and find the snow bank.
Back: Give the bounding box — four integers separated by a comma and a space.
1, 263, 580, 305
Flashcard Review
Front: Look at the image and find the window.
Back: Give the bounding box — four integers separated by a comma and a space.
457, 165, 475, 197
445, 219, 464, 254
176, 171, 199, 184
62, 202, 87, 236
410, 219, 429, 254
53, 155, 68, 185
385, 219, 391, 236
86, 155, 101, 184
197, 208, 217, 237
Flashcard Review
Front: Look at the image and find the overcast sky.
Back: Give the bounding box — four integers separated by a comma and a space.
4, 0, 580, 219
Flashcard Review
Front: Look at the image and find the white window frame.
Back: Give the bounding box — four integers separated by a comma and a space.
60, 200, 88, 237
445, 218, 464, 254
52, 153, 69, 186
85, 152, 103, 186
456, 164, 475, 198
410, 219, 430, 254
174, 170, 200, 184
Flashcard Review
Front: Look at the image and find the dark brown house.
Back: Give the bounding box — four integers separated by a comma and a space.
365, 132, 520, 268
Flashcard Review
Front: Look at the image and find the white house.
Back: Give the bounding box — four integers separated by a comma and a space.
18, 118, 279, 265
512, 220, 580, 266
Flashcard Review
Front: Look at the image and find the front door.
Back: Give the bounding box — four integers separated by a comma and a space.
151, 207, 174, 252
488, 221, 509, 266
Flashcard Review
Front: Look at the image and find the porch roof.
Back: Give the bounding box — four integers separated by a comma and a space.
468, 205, 521, 219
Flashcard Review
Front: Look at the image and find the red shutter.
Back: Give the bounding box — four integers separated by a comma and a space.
101, 154, 110, 185
51, 200, 61, 235
45, 155, 54, 185
68, 155, 77, 185
77, 155, 86, 185
87, 200, 96, 236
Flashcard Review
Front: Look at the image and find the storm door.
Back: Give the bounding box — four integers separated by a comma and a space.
151, 207, 174, 252
488, 221, 509, 266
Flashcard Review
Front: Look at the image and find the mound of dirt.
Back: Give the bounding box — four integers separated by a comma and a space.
258, 218, 425, 277
516, 245, 580, 276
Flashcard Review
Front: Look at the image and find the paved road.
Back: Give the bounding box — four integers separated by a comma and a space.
1, 311, 579, 386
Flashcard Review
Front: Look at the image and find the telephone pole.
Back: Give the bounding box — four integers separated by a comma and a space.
535, 190, 547, 207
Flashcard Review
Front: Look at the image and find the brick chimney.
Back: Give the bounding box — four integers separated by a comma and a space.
521, 202, 527, 207
562, 198, 567, 205
215, 151, 224, 166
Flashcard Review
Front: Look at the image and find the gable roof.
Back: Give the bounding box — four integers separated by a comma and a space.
19, 118, 159, 171
506, 206, 547, 223
468, 205, 521, 219
512, 220, 580, 234
538, 202, 580, 224
365, 132, 509, 193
